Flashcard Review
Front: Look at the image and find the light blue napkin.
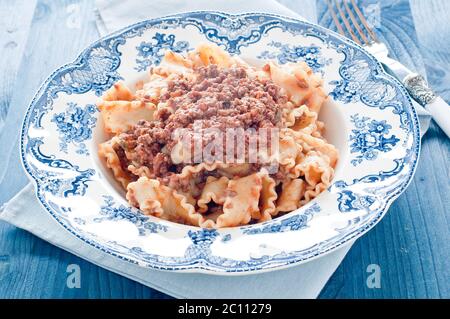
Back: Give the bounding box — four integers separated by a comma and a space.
0, 0, 430, 299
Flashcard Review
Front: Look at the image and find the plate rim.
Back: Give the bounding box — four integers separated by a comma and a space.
20, 10, 421, 274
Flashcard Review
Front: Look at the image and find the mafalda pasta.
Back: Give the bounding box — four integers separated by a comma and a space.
98, 43, 338, 228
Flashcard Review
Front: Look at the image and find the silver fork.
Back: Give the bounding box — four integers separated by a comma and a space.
326, 0, 450, 138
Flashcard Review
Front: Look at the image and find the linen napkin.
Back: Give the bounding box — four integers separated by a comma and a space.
94, 0, 314, 35
0, 0, 431, 299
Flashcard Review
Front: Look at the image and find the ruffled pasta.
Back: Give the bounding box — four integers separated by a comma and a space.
127, 177, 214, 227
264, 61, 327, 114
188, 43, 236, 68
284, 104, 319, 134
278, 133, 301, 170
301, 183, 328, 205
134, 74, 169, 104
102, 82, 134, 101
97, 42, 338, 228
197, 176, 229, 212
217, 173, 262, 227
153, 51, 194, 77
259, 171, 278, 219
98, 100, 156, 134
291, 131, 339, 167
98, 137, 133, 188
276, 179, 306, 213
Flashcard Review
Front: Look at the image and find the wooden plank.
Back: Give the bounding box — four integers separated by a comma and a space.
0, 0, 37, 131
316, 0, 427, 75
278, 0, 318, 22
319, 0, 449, 298
321, 122, 450, 299
0, 0, 98, 203
410, 0, 450, 100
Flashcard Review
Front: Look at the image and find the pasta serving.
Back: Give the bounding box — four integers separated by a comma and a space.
98, 43, 338, 228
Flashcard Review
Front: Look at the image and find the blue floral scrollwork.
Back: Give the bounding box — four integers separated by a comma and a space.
95, 196, 168, 235
51, 102, 97, 155
184, 229, 220, 260
257, 41, 332, 73
243, 203, 321, 235
57, 47, 123, 96
329, 46, 412, 134
349, 114, 400, 166
135, 32, 191, 71
40, 169, 94, 197
337, 190, 376, 213
27, 137, 95, 197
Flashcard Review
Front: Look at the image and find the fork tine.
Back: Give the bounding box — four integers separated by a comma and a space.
333, 0, 362, 45
350, 0, 379, 43
326, 0, 346, 36
343, 0, 370, 45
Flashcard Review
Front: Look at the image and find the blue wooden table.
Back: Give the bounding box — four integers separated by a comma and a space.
0, 0, 448, 298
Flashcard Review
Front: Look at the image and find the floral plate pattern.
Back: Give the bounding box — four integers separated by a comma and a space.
21, 12, 420, 274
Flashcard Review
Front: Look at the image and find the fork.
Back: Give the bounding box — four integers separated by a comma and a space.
326, 0, 450, 138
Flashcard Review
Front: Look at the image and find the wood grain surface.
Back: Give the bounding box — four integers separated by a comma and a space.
0, 0, 448, 298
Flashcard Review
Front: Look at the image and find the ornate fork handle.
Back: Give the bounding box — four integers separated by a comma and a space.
403, 73, 437, 106
404, 73, 450, 138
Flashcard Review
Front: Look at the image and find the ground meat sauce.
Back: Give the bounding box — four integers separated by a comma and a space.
118, 64, 288, 183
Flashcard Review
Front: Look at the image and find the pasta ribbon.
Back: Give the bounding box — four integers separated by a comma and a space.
197, 176, 229, 213
97, 100, 155, 134
97, 43, 338, 228
216, 174, 263, 227
264, 61, 327, 113
127, 177, 213, 227
276, 179, 306, 213
98, 137, 132, 188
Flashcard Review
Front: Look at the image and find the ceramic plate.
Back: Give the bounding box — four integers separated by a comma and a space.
21, 12, 420, 274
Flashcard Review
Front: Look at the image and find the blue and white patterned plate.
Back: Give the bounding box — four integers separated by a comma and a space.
20, 12, 420, 274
